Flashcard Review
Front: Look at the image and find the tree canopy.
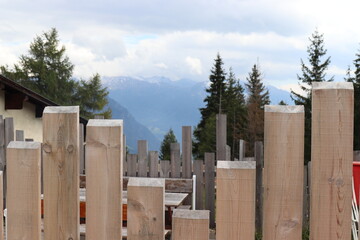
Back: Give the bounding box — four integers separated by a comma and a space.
0, 28, 111, 119
159, 128, 178, 160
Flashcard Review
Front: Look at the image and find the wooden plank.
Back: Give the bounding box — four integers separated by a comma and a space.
216, 114, 227, 161
182, 126, 192, 178
123, 177, 193, 193
79, 123, 85, 174
0, 116, 5, 171
137, 140, 148, 177
310, 82, 353, 240
7, 141, 41, 239
172, 209, 209, 240
263, 105, 304, 240
127, 154, 137, 177
43, 106, 79, 240
86, 119, 123, 240
123, 135, 127, 176
205, 152, 215, 228
254, 141, 263, 234
149, 151, 159, 177
193, 159, 204, 210
127, 177, 165, 240
225, 145, 231, 160
239, 139, 245, 161
216, 161, 256, 240
15, 130, 24, 141
160, 160, 170, 178
171, 143, 181, 178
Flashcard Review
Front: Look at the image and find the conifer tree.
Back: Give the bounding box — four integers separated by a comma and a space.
0, 28, 111, 119
245, 64, 270, 154
291, 30, 332, 163
346, 50, 360, 149
159, 128, 178, 160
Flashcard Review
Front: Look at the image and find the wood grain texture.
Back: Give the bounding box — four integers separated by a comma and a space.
137, 140, 148, 177
127, 154, 137, 177
205, 152, 215, 228
216, 114, 227, 161
86, 119, 123, 240
170, 143, 180, 178
172, 209, 209, 240
216, 161, 256, 240
182, 126, 192, 179
127, 177, 165, 240
7, 141, 41, 240
149, 151, 159, 177
193, 160, 203, 210
43, 106, 79, 240
310, 82, 353, 240
263, 105, 304, 240
79, 123, 85, 174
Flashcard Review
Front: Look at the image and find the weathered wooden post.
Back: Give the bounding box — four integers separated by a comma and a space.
149, 151, 159, 177
239, 139, 245, 161
205, 152, 215, 228
7, 141, 41, 239
263, 105, 304, 240
86, 119, 123, 240
254, 141, 263, 234
0, 171, 2, 240
43, 106, 79, 240
79, 123, 85, 174
182, 126, 192, 178
128, 177, 165, 240
123, 135, 127, 176
15, 130, 24, 141
127, 154, 137, 177
216, 114, 227, 161
138, 140, 148, 177
172, 209, 209, 240
193, 159, 203, 210
216, 161, 256, 240
171, 143, 181, 178
310, 82, 353, 240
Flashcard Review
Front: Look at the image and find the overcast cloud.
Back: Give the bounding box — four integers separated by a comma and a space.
1, 0, 360, 91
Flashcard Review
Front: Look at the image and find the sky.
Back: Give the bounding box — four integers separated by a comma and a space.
1, 0, 360, 93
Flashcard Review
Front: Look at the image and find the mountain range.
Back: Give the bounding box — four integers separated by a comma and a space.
104, 76, 293, 152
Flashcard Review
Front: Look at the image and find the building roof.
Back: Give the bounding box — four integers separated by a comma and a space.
0, 74, 88, 125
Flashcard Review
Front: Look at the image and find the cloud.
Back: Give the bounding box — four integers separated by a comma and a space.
186, 57, 202, 75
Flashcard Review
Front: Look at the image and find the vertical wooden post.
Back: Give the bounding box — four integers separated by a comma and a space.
171, 143, 181, 178
127, 154, 137, 177
193, 160, 203, 210
216, 161, 256, 240
43, 106, 79, 240
7, 141, 41, 239
239, 139, 245, 161
310, 82, 353, 240
79, 123, 85, 174
138, 140, 148, 177
254, 141, 263, 234
216, 114, 227, 161
123, 135, 127, 176
128, 177, 165, 240
149, 151, 159, 177
4, 118, 14, 148
263, 105, 304, 240
86, 119, 123, 240
160, 160, 170, 178
15, 130, 24, 141
172, 209, 209, 240
225, 145, 231, 160
182, 126, 192, 178
0, 116, 4, 171
205, 152, 215, 228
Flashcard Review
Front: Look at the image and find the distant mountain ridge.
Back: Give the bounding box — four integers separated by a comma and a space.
105, 76, 293, 150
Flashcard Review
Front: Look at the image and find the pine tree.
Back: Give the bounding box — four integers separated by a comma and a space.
0, 28, 111, 118
224, 68, 246, 159
346, 49, 360, 149
245, 64, 270, 154
291, 30, 333, 163
193, 53, 227, 158
159, 128, 178, 160
75, 74, 112, 119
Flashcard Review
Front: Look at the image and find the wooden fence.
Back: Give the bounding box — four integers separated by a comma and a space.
0, 82, 355, 240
